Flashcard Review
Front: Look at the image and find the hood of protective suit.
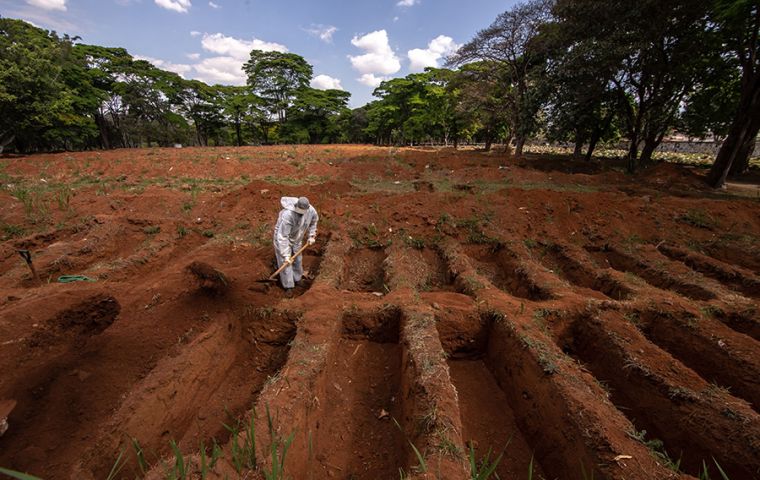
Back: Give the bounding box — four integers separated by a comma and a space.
281, 196, 307, 214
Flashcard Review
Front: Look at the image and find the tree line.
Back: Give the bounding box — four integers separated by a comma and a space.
360, 0, 758, 187
0, 18, 351, 153
1, 0, 758, 188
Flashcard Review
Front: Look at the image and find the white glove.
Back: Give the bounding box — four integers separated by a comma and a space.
284, 256, 292, 265
307, 237, 316, 246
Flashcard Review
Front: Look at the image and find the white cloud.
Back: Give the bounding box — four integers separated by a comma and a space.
311, 74, 343, 90
154, 0, 191, 13
25, 0, 66, 11
209, 1, 220, 8
397, 0, 419, 6
305, 24, 337, 43
134, 55, 193, 77
407, 35, 459, 72
201, 32, 287, 60
193, 56, 247, 85
349, 30, 400, 76
6, 5, 80, 31
140, 32, 291, 86
393, 16, 399, 22
358, 73, 386, 87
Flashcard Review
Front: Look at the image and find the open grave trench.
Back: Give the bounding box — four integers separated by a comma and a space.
0, 230, 321, 479
235, 232, 760, 480
2, 227, 759, 480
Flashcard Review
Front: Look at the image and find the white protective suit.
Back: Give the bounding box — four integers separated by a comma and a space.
273, 197, 318, 289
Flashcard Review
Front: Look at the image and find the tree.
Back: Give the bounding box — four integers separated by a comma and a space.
71, 44, 135, 148
371, 76, 423, 144
112, 59, 193, 147
284, 88, 350, 143
420, 68, 465, 146
218, 85, 261, 146
541, 22, 619, 160
552, 0, 712, 172
341, 107, 370, 143
454, 62, 512, 151
177, 80, 226, 146
243, 51, 313, 124
679, 56, 741, 141
364, 101, 400, 145
364, 69, 467, 146
0, 18, 79, 152
447, 0, 552, 155
707, 0, 760, 187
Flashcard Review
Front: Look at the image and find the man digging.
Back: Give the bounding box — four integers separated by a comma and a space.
273, 196, 318, 295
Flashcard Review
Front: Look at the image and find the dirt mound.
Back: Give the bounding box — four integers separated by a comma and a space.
187, 261, 229, 294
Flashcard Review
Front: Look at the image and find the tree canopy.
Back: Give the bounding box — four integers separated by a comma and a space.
0, 17, 347, 152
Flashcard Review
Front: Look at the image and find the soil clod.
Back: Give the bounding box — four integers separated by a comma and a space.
187, 261, 229, 294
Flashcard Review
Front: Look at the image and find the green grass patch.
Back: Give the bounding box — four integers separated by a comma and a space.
678, 210, 717, 229
350, 176, 416, 193
1, 222, 25, 241
262, 174, 329, 186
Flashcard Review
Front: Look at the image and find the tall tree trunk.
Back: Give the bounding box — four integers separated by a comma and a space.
707, 78, 760, 187
585, 126, 603, 162
573, 132, 585, 159
0, 132, 15, 154
627, 138, 639, 173
484, 136, 493, 152
515, 135, 525, 156
626, 111, 644, 173
639, 141, 657, 166
235, 119, 242, 147
584, 139, 598, 162
586, 110, 614, 161
95, 113, 111, 149
195, 122, 204, 147
728, 123, 760, 176
640, 131, 666, 166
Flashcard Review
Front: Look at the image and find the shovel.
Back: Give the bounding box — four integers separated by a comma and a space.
17, 250, 41, 285
257, 243, 310, 283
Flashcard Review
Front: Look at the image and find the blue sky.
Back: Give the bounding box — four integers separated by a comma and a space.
0, 0, 512, 106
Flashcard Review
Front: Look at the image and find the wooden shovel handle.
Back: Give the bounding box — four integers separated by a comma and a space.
269, 243, 310, 280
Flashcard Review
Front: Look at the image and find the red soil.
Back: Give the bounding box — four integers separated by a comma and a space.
1, 145, 759, 480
